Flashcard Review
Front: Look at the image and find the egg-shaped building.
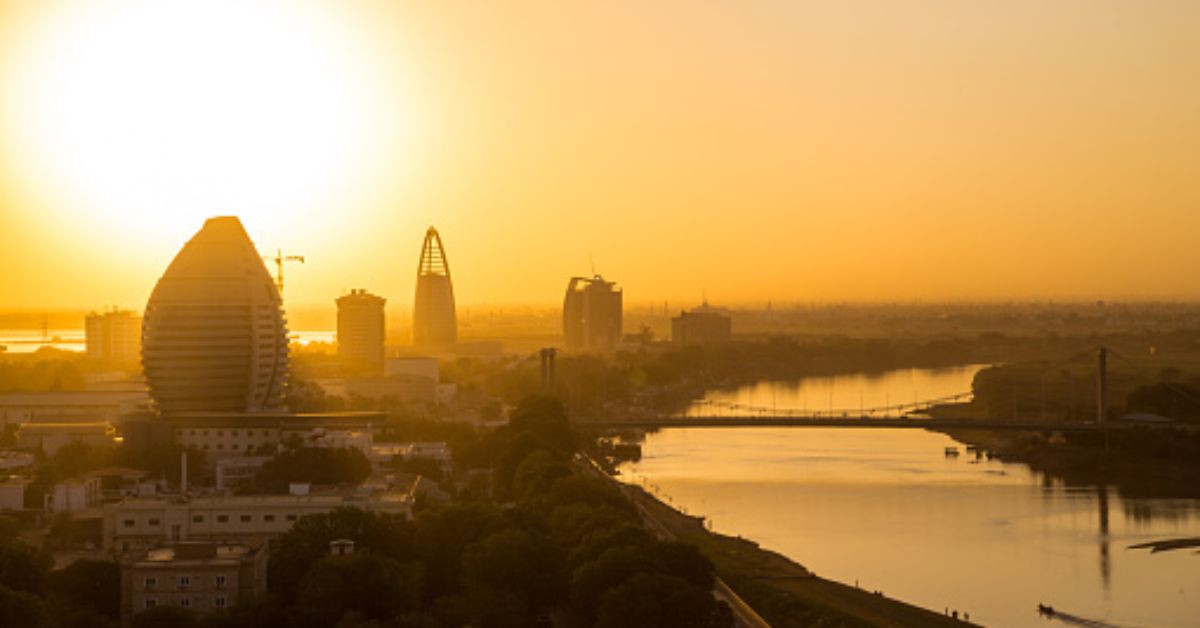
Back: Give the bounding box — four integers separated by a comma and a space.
142, 216, 289, 414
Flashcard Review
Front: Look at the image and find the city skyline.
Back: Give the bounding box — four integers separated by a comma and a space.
3, 1, 1200, 309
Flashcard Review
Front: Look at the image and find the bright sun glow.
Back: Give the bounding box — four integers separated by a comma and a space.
7, 0, 395, 241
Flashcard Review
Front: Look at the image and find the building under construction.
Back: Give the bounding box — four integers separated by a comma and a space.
563, 275, 623, 351
412, 227, 457, 349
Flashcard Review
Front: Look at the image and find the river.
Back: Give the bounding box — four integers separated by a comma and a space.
618, 367, 1200, 627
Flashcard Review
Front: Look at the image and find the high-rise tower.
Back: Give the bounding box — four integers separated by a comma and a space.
142, 216, 289, 414
85, 308, 142, 367
412, 227, 457, 349
563, 275, 623, 351
337, 289, 386, 375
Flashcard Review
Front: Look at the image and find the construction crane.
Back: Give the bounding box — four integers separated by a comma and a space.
263, 249, 305, 296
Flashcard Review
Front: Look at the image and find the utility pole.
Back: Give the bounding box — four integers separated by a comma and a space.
1096, 346, 1108, 425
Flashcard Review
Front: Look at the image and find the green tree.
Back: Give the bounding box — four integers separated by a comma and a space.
566, 523, 655, 570
412, 503, 510, 601
130, 605, 200, 628
508, 396, 575, 452
0, 584, 49, 628
255, 447, 372, 492
296, 552, 422, 627
268, 508, 415, 604
461, 528, 566, 612
594, 573, 732, 628
511, 450, 572, 502
45, 559, 120, 619
0, 539, 50, 594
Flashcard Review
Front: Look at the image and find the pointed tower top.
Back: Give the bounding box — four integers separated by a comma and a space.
418, 227, 451, 278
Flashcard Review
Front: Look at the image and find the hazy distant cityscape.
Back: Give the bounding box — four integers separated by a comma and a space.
4, 1, 1200, 627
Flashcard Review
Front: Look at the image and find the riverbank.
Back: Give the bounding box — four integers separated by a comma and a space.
621, 483, 977, 628
940, 426, 1200, 499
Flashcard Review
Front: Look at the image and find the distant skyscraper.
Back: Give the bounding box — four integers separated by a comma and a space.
671, 302, 732, 347
563, 275, 623, 351
412, 227, 457, 349
85, 308, 141, 366
337, 289, 386, 375
142, 216, 289, 414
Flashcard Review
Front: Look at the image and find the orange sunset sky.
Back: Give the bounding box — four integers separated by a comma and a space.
2, 0, 1199, 310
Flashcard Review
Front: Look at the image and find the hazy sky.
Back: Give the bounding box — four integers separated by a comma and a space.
2, 0, 1198, 310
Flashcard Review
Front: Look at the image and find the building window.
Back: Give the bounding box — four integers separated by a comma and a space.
144, 577, 157, 590
180, 576, 190, 588
231, 430, 238, 436
215, 575, 227, 588
232, 444, 239, 450
240, 514, 251, 523
285, 514, 297, 522
123, 519, 135, 528
202, 430, 209, 436
216, 430, 223, 436
217, 515, 228, 523
180, 598, 190, 608
215, 597, 226, 608
216, 444, 223, 450
204, 444, 210, 450
148, 518, 160, 526
145, 599, 157, 609
190, 430, 196, 436
192, 515, 204, 523
263, 514, 275, 523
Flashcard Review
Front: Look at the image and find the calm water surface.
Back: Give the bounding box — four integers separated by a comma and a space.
0, 329, 333, 353
622, 370, 1200, 627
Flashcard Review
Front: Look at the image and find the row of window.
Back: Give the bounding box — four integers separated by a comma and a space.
144, 575, 227, 590
180, 429, 273, 437
122, 513, 299, 528
144, 596, 226, 609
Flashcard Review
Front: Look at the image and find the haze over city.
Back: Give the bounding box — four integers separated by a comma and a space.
3, 3, 1200, 628
3, 0, 1200, 309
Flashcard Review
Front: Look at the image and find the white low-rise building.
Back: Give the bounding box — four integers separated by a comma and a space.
0, 451, 35, 471
16, 420, 118, 456
165, 412, 384, 459
103, 490, 413, 555
46, 474, 103, 513
0, 477, 29, 511
0, 390, 150, 425
214, 456, 273, 492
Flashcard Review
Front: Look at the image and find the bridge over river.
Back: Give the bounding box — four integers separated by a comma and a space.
577, 415, 1120, 431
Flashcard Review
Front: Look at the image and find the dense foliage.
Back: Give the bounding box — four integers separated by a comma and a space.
254, 446, 372, 492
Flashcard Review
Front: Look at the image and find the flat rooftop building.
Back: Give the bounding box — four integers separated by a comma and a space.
671, 302, 733, 347
121, 541, 267, 621
336, 289, 386, 375
563, 275, 623, 352
86, 308, 142, 367
104, 489, 413, 555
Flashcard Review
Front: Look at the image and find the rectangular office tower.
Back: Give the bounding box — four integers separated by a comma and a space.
336, 289, 387, 375
85, 308, 142, 367
671, 303, 732, 347
563, 275, 623, 351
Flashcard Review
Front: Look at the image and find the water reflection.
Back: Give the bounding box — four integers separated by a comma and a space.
690, 364, 988, 416
621, 424, 1200, 627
